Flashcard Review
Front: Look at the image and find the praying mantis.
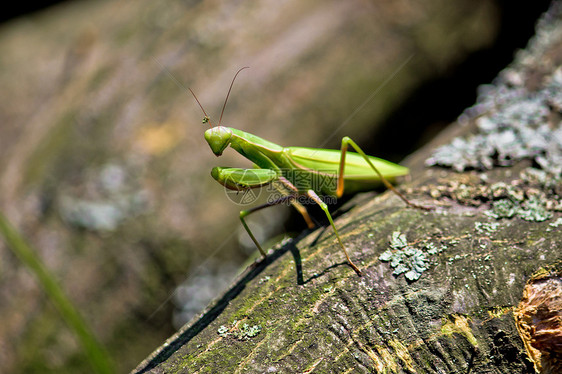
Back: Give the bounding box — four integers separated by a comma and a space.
190, 67, 429, 276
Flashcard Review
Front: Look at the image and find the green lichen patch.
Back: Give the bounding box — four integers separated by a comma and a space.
258, 275, 270, 284
379, 231, 448, 281
217, 320, 262, 340
425, 242, 445, 255
474, 221, 500, 234
549, 217, 562, 227
488, 198, 518, 219
518, 195, 554, 222
486, 194, 553, 222
379, 232, 428, 281
389, 231, 408, 249
427, 167, 560, 224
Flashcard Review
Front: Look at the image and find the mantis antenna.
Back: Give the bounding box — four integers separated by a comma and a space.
218, 66, 249, 126
188, 66, 249, 128
188, 87, 213, 127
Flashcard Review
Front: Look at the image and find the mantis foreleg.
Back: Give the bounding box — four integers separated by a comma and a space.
239, 194, 298, 258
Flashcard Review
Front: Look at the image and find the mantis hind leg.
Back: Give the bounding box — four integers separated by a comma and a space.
336, 136, 431, 210
307, 189, 362, 276
290, 200, 315, 229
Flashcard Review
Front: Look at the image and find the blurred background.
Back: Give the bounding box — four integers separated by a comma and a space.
0, 0, 552, 372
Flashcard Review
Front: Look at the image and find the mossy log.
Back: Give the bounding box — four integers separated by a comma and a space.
134, 4, 562, 373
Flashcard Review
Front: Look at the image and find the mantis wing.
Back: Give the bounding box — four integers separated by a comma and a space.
285, 147, 409, 181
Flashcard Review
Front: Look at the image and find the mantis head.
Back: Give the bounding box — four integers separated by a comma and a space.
204, 126, 232, 156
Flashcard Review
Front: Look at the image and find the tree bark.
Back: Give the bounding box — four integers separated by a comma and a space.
134, 3, 562, 373
0, 1, 523, 372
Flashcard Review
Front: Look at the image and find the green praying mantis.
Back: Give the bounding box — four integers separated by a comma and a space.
190, 67, 430, 276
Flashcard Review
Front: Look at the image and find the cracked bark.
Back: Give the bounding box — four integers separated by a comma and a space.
133, 3, 562, 373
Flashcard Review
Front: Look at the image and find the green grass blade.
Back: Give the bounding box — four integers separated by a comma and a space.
0, 213, 115, 374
